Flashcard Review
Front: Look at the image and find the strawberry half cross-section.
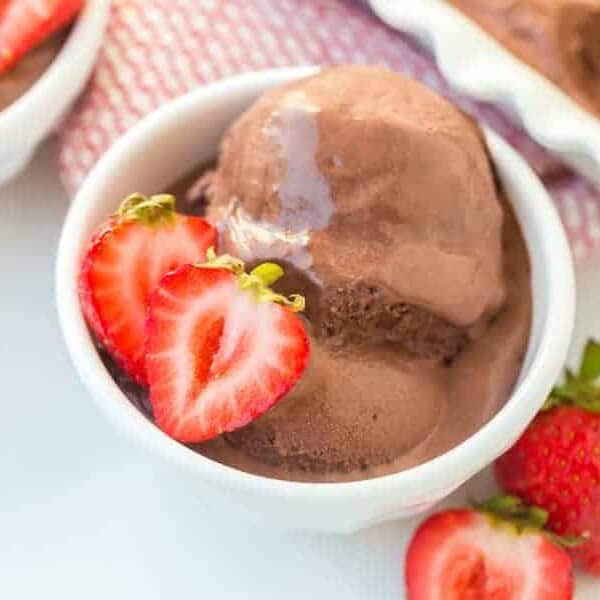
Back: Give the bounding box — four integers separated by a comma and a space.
146, 250, 311, 444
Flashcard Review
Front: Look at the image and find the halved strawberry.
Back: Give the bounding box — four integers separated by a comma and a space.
0, 0, 84, 74
146, 252, 310, 443
79, 194, 217, 386
405, 496, 574, 600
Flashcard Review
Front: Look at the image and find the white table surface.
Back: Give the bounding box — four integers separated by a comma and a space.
1, 140, 598, 599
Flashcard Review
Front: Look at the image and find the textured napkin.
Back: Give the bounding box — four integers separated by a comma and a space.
58, 0, 600, 261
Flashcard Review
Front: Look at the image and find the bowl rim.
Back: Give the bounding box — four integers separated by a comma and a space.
55, 67, 575, 502
0, 0, 110, 136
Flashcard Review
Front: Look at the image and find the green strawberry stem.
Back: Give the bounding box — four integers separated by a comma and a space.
474, 495, 584, 548
201, 247, 305, 312
544, 339, 600, 412
118, 193, 176, 226
477, 495, 548, 530
251, 262, 285, 287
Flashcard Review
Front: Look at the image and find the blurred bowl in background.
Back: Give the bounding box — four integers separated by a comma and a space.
0, 0, 111, 187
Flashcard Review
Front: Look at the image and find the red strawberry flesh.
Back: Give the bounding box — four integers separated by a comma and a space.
405, 509, 573, 599
146, 263, 310, 443
79, 194, 217, 385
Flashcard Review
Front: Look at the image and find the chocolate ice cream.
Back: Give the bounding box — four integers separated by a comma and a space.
104, 66, 533, 482
448, 0, 600, 118
206, 67, 506, 326
164, 67, 531, 482
0, 32, 66, 111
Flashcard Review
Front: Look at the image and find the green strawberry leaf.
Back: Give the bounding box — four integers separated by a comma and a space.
542, 395, 562, 411
576, 390, 600, 412
475, 495, 549, 531
118, 193, 176, 226
543, 340, 600, 413
474, 495, 585, 548
579, 339, 600, 381
548, 381, 600, 412
546, 532, 589, 549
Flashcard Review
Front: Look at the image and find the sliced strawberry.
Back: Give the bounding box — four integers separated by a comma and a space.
146, 254, 310, 443
405, 498, 574, 600
79, 194, 217, 386
0, 0, 83, 74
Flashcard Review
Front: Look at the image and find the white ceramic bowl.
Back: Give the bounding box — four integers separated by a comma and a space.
369, 0, 600, 188
0, 0, 110, 186
56, 67, 575, 534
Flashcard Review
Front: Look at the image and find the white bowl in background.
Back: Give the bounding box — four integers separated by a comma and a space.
55, 67, 575, 534
0, 0, 111, 186
369, 0, 600, 189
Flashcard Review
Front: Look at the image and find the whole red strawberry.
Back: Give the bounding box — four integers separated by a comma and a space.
496, 339, 600, 575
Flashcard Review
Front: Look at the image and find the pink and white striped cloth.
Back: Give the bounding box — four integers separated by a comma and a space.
58, 0, 600, 261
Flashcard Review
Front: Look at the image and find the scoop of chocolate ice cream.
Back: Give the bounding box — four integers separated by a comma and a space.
317, 280, 466, 359
271, 268, 466, 360
206, 66, 505, 329
221, 342, 446, 474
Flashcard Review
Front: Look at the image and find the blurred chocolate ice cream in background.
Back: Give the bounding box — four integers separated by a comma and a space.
448, 0, 600, 117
